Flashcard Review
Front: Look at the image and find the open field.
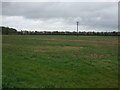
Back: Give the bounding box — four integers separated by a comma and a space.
2, 35, 118, 88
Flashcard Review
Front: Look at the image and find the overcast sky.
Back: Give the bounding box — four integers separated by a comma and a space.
1, 2, 118, 32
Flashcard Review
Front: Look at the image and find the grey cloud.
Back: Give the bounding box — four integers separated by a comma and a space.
2, 2, 118, 31
2, 2, 116, 18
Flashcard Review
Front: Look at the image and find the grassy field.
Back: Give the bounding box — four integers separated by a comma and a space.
2, 35, 118, 88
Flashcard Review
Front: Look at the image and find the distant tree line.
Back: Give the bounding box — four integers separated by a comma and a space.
0, 26, 18, 35
1, 26, 120, 36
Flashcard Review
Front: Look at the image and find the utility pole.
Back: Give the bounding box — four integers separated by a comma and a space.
77, 21, 79, 37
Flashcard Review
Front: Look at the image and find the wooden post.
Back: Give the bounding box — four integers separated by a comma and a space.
77, 21, 79, 36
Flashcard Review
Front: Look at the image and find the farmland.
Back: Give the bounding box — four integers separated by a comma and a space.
2, 35, 118, 88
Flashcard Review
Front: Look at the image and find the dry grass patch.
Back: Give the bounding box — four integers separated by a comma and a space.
62, 46, 84, 50
33, 48, 46, 52
85, 54, 108, 59
32, 46, 84, 52
28, 38, 60, 41
2, 44, 13, 47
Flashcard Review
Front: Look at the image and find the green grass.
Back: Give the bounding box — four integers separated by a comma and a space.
2, 35, 118, 88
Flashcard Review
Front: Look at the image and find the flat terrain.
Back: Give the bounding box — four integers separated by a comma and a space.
2, 35, 118, 88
